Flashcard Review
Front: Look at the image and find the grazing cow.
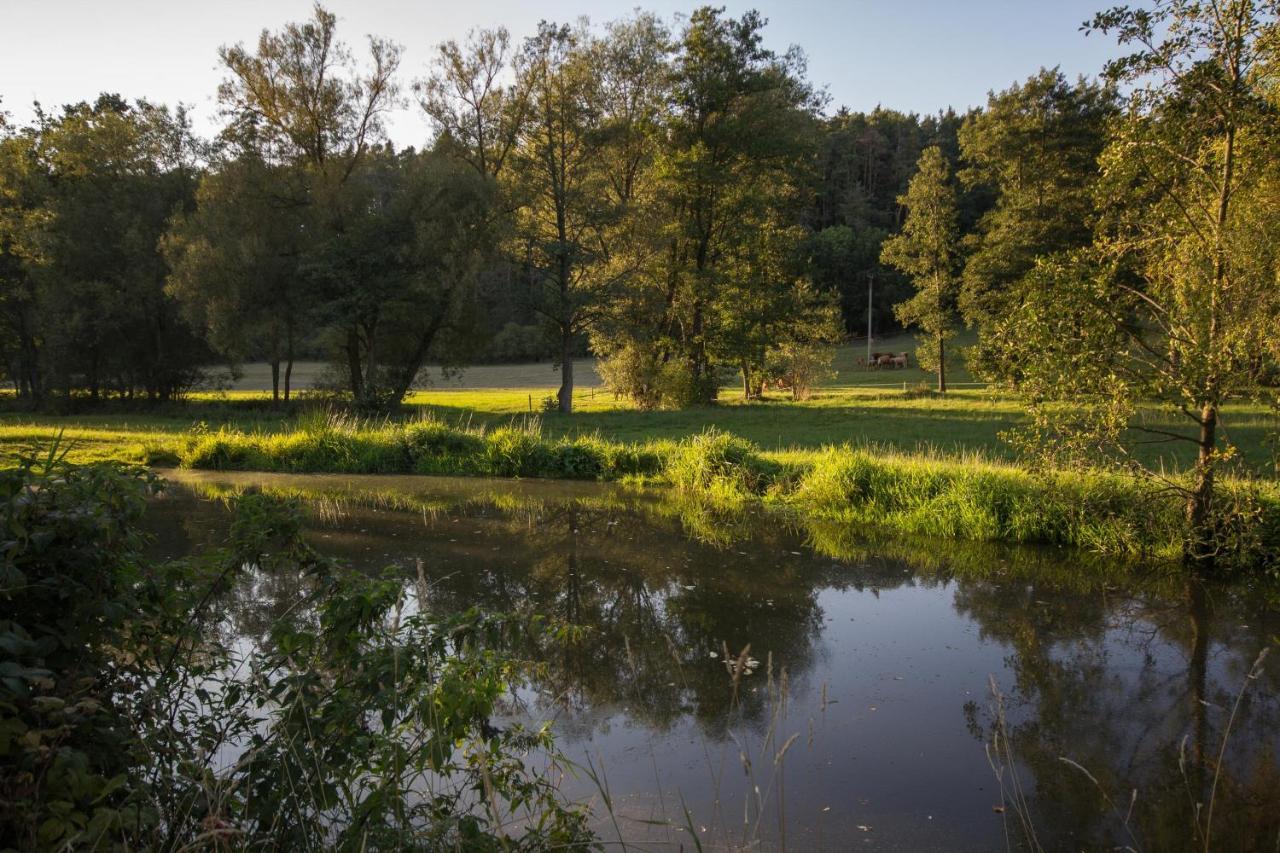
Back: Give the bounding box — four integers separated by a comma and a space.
891, 352, 909, 369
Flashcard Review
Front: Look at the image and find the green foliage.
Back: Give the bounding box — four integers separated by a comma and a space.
592, 6, 824, 407
182, 412, 664, 482
0, 96, 207, 404
0, 449, 599, 849
880, 146, 961, 392
987, 2, 1280, 563
662, 428, 777, 504
169, 413, 1280, 564
957, 67, 1115, 377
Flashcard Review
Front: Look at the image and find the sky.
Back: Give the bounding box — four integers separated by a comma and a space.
1, 0, 1124, 148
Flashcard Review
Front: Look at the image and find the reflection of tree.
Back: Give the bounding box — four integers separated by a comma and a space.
149, 475, 1280, 847
957, 570, 1280, 851
414, 497, 833, 735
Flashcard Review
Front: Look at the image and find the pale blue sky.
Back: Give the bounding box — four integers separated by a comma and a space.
1, 0, 1123, 147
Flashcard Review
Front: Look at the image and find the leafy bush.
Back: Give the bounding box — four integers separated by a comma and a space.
404, 418, 486, 474
0, 449, 599, 849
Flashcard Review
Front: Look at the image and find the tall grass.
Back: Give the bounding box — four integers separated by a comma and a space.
179, 416, 1280, 565
180, 412, 661, 480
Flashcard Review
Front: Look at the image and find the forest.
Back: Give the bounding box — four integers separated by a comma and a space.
1, 6, 1081, 412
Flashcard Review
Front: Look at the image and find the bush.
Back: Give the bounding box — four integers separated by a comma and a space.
404, 419, 486, 474
789, 446, 1185, 555
0, 450, 598, 849
765, 341, 837, 400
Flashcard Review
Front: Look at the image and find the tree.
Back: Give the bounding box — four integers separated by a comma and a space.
0, 121, 45, 401
958, 68, 1116, 377
308, 149, 499, 407
217, 4, 399, 179
593, 7, 822, 407
505, 24, 607, 414
4, 96, 207, 402
417, 26, 529, 180
990, 1, 1280, 565
811, 107, 974, 337
164, 154, 310, 403
880, 146, 961, 392
217, 3, 403, 405
506, 16, 670, 414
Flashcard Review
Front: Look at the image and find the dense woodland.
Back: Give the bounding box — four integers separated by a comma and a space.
0, 6, 1076, 411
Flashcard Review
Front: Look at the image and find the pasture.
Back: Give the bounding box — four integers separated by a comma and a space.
1, 335, 1275, 476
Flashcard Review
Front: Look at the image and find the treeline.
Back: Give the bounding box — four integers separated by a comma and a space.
0, 4, 985, 412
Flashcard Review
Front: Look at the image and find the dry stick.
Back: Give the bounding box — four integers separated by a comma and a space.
1202, 647, 1269, 853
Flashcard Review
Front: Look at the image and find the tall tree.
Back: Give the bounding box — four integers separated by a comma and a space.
20, 96, 206, 402
164, 154, 310, 403
880, 146, 961, 392
417, 26, 529, 180
308, 149, 499, 406
217, 3, 402, 404
958, 68, 1116, 377
991, 1, 1280, 565
217, 4, 400, 178
593, 7, 822, 407
508, 19, 667, 414
0, 120, 45, 401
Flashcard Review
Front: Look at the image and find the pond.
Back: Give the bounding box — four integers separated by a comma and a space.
147, 470, 1280, 852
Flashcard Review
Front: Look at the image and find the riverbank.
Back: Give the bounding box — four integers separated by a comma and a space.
163, 414, 1279, 565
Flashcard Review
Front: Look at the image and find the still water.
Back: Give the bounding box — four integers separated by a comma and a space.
148, 470, 1280, 852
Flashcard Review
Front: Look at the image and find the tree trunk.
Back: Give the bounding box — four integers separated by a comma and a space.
284, 321, 295, 402
558, 331, 574, 414
346, 326, 364, 401
938, 337, 947, 393
1185, 403, 1218, 567
741, 363, 752, 400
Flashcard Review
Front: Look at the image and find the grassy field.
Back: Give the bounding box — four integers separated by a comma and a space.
1, 335, 1275, 475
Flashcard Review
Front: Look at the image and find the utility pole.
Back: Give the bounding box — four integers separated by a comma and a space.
866, 272, 874, 366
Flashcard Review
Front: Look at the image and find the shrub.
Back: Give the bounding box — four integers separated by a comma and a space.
404, 419, 485, 474
0, 450, 598, 849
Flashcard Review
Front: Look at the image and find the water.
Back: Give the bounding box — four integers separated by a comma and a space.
147, 470, 1280, 851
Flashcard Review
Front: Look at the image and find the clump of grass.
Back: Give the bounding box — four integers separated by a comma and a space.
787, 445, 1185, 556
484, 423, 552, 477
662, 428, 776, 505
405, 419, 487, 475
180, 413, 667, 482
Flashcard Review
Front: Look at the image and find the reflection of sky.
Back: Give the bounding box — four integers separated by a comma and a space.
147, 473, 1280, 852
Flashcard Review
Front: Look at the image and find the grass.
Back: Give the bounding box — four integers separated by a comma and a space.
157, 412, 1280, 564
3, 333, 1275, 473
2, 334, 1277, 562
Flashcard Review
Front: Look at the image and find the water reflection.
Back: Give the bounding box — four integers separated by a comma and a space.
148, 470, 1280, 852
